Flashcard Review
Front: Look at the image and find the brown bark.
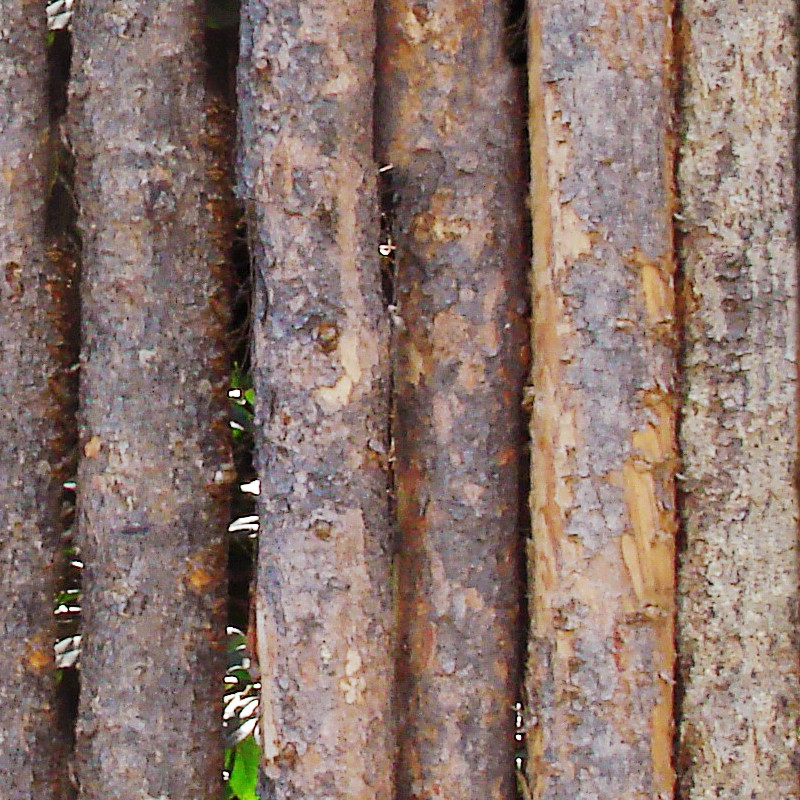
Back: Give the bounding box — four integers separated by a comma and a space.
238, 2, 395, 798
375, 3, 529, 799
0, 3, 69, 796
70, 3, 232, 797
524, 3, 678, 798
675, 4, 800, 797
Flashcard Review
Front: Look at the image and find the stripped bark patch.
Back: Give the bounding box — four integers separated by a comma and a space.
525, 3, 678, 798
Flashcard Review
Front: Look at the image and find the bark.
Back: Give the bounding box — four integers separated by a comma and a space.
238, 2, 395, 798
70, 3, 232, 797
675, 4, 800, 797
0, 3, 69, 796
524, 3, 678, 798
375, 3, 529, 799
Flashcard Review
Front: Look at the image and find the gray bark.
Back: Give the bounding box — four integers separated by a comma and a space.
525, 3, 678, 798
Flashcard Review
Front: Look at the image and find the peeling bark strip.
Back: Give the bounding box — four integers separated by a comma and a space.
70, 3, 231, 797
238, 2, 395, 797
676, 5, 800, 797
0, 4, 67, 796
525, 4, 677, 798
375, 3, 529, 798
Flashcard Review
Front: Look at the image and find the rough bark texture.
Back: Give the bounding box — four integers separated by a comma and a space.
70, 3, 232, 797
375, 3, 529, 799
238, 2, 395, 798
525, 4, 677, 798
0, 4, 68, 797
675, 5, 800, 798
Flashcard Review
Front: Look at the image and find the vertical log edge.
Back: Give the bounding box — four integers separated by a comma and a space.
0, 4, 67, 796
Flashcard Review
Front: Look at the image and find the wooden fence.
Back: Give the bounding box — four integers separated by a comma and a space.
0, 1, 797, 799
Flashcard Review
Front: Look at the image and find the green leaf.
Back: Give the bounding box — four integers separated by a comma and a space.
225, 666, 252, 683
230, 403, 254, 434
228, 735, 261, 800
230, 364, 243, 390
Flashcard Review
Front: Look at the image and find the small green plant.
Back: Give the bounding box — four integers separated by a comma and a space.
229, 363, 255, 438
223, 627, 261, 799
225, 735, 261, 800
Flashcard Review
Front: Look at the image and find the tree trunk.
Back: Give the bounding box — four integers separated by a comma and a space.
375, 3, 529, 799
0, 3, 69, 796
675, 4, 800, 797
524, 4, 678, 798
238, 2, 395, 797
70, 3, 232, 797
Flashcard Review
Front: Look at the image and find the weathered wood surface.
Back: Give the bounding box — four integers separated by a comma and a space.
0, 3, 69, 796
